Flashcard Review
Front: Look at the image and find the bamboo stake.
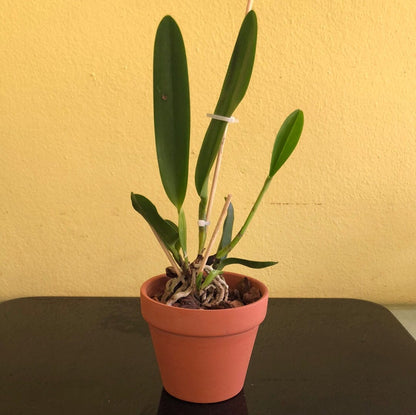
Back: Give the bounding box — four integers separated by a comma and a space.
151, 227, 182, 276
205, 124, 229, 223
246, 0, 254, 14
198, 194, 232, 275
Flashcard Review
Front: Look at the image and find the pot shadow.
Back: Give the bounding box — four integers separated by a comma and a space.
157, 388, 248, 415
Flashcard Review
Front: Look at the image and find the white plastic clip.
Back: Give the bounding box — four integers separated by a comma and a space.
207, 113, 239, 123
198, 219, 210, 227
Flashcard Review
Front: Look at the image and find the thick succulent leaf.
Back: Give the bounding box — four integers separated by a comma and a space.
218, 257, 277, 270
165, 219, 178, 234
131, 193, 179, 251
217, 202, 234, 257
269, 109, 304, 178
165, 219, 181, 253
195, 11, 257, 195
154, 15, 190, 209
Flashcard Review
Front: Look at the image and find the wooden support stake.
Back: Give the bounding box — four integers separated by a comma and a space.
205, 124, 229, 223
246, 0, 254, 14
198, 194, 232, 275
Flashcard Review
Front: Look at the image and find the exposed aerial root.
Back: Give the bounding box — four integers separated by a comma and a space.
159, 259, 230, 308
161, 273, 186, 303
166, 284, 192, 306
200, 273, 229, 307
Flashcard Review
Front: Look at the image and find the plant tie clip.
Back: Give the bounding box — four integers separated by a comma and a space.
198, 219, 210, 227
207, 113, 239, 123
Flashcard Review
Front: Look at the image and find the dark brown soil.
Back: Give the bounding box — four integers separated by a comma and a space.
233, 277, 262, 304
154, 277, 262, 309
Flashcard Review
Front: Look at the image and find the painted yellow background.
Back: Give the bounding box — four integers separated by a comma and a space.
1, 0, 415, 303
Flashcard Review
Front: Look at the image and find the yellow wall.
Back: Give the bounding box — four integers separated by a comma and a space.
1, 0, 415, 303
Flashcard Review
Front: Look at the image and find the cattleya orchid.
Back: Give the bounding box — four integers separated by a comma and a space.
131, 8, 303, 308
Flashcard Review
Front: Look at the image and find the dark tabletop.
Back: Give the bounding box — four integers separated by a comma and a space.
1, 297, 416, 415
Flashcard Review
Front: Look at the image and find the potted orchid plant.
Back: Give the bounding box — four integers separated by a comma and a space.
132, 1, 303, 403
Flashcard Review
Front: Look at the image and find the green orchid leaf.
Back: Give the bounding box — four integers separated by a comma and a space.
131, 193, 179, 254
269, 109, 304, 178
165, 219, 181, 252
195, 11, 257, 196
196, 272, 203, 290
218, 257, 277, 270
165, 219, 182, 260
216, 109, 304, 259
164, 219, 178, 234
217, 201, 234, 257
154, 15, 190, 210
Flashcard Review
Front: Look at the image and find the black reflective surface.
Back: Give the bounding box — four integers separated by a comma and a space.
157, 388, 248, 414
1, 297, 416, 414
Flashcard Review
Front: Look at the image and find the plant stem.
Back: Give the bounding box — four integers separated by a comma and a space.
151, 227, 182, 276
198, 194, 232, 275
178, 207, 188, 261
198, 180, 208, 253
216, 176, 271, 259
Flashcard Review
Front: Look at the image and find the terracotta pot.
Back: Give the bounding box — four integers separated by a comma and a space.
140, 272, 268, 403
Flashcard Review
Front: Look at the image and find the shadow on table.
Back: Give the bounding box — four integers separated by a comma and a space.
157, 388, 248, 415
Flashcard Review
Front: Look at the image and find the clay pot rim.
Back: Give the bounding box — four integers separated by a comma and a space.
141, 271, 268, 337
